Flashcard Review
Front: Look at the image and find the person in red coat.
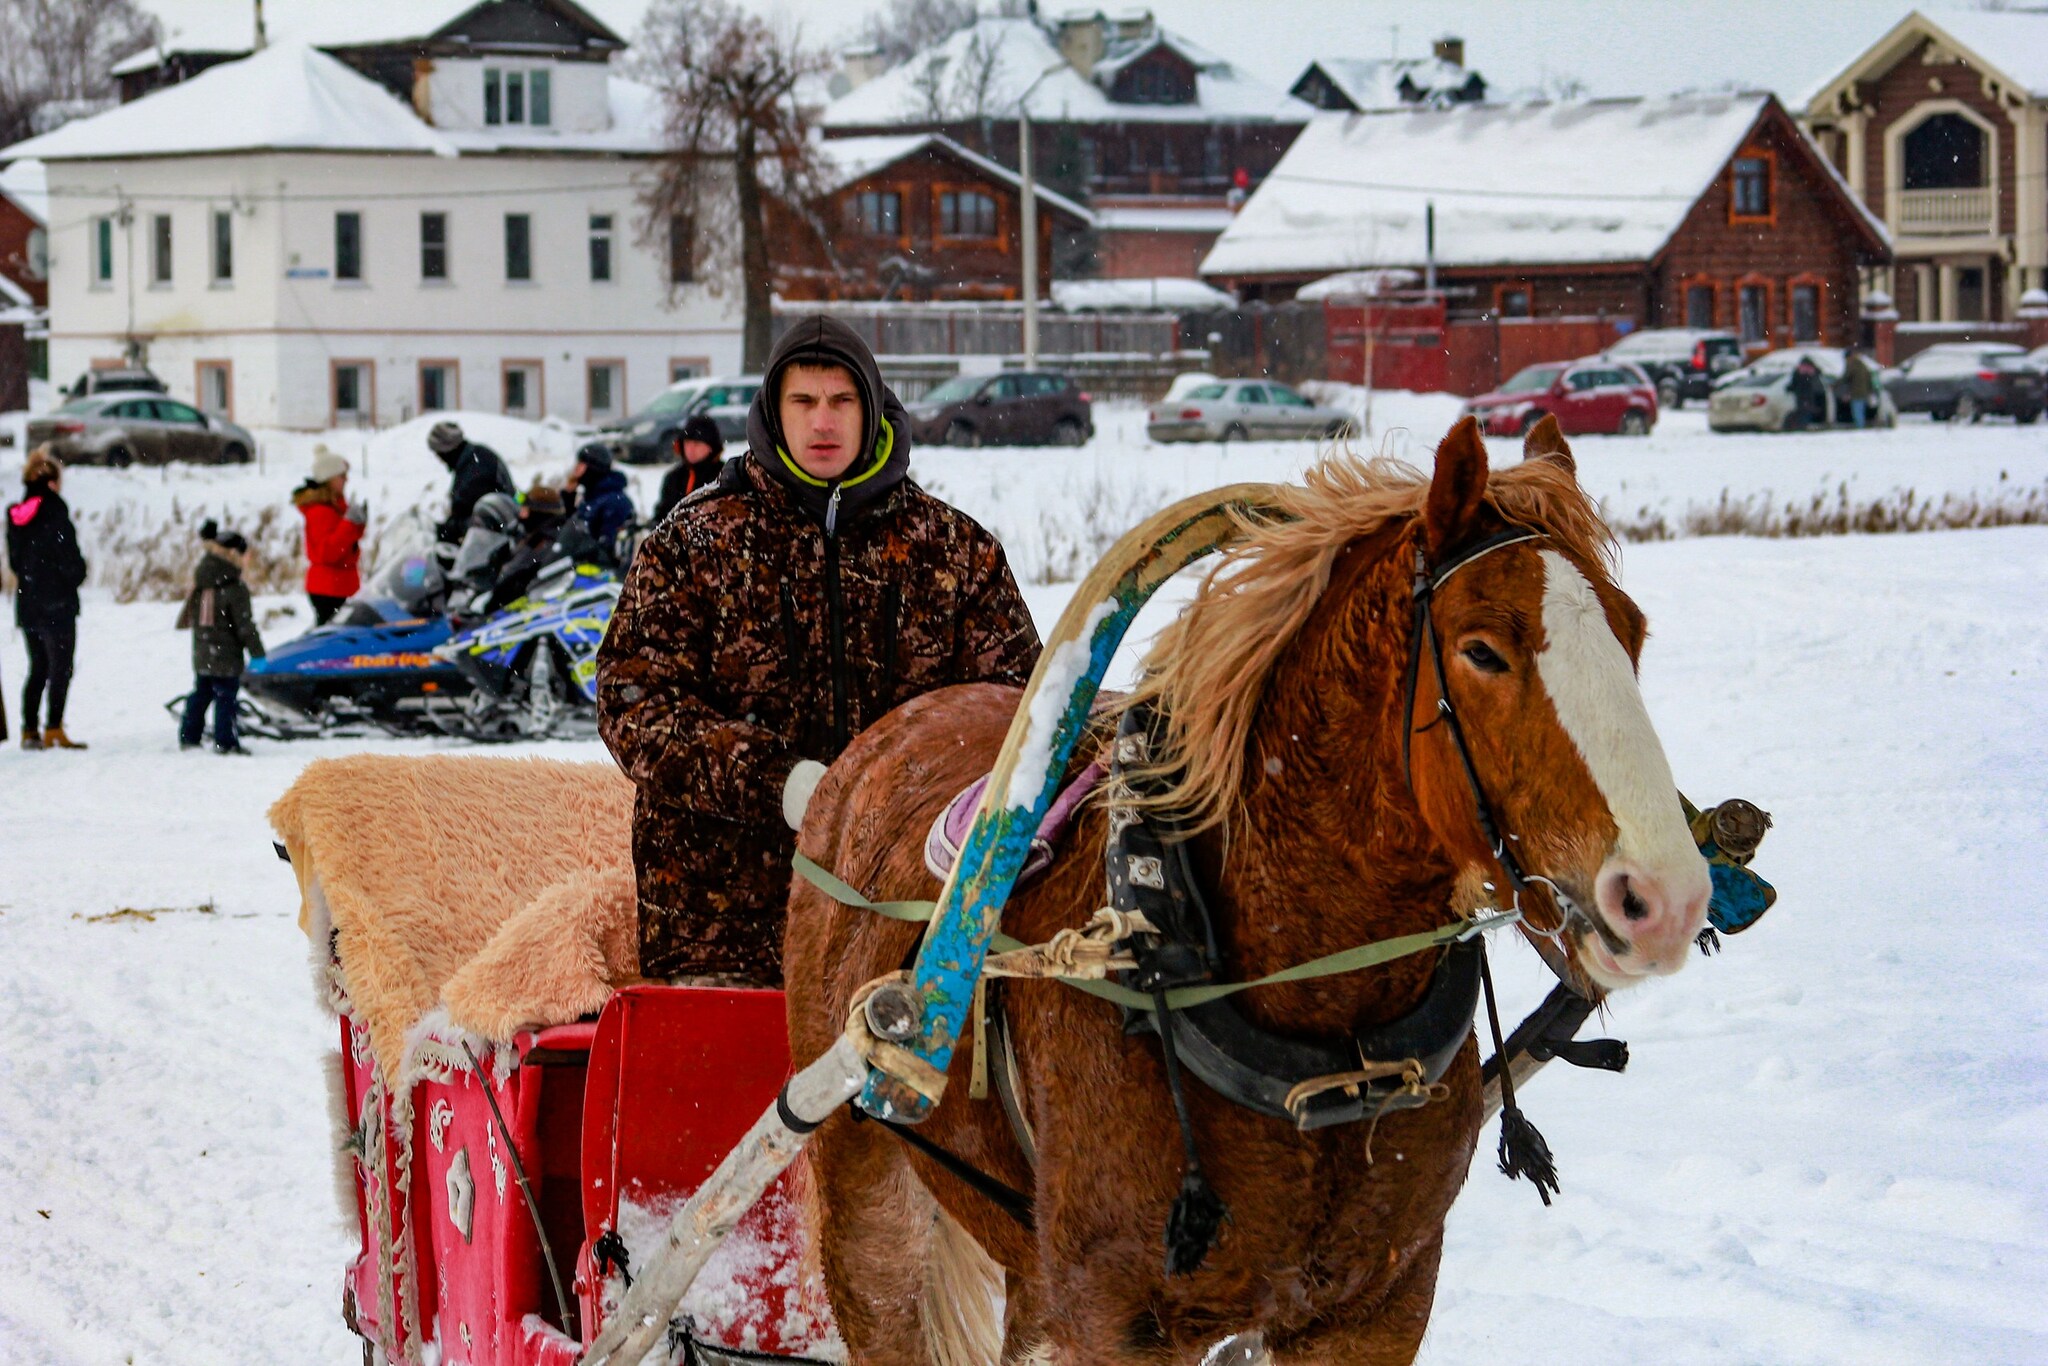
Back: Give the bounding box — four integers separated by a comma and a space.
292, 446, 366, 624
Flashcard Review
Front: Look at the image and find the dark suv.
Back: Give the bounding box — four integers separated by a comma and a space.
905, 371, 1093, 447
1884, 345, 2043, 422
1604, 329, 1742, 407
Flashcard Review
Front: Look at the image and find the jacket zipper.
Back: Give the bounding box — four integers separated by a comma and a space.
824, 486, 848, 750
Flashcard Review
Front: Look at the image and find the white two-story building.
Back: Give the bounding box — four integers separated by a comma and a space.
3, 1, 740, 430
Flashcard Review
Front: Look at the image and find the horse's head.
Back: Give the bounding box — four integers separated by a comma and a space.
1405, 415, 1709, 991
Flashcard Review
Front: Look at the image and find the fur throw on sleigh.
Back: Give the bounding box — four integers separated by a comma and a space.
270, 754, 640, 1079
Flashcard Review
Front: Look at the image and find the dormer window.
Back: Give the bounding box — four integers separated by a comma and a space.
485, 66, 553, 128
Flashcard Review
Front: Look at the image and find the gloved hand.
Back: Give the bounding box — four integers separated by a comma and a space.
782, 759, 829, 832
344, 498, 368, 526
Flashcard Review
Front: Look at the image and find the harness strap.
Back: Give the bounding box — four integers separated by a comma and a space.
849, 1103, 1036, 1231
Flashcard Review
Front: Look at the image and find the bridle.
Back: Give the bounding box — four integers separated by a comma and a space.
1398, 526, 1628, 977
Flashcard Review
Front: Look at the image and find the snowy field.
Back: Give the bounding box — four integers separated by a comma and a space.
1, 406, 2045, 1363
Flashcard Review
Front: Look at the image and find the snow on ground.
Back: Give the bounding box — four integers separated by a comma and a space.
0, 409, 2045, 1362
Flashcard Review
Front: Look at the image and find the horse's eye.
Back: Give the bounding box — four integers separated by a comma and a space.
1462, 642, 1509, 674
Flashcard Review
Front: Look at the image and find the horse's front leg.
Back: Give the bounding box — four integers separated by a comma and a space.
1262, 1233, 1445, 1366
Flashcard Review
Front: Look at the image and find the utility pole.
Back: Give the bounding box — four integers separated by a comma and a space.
1018, 61, 1065, 372
1425, 200, 1436, 294
254, 0, 267, 50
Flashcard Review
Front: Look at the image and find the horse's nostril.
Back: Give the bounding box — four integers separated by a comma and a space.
1621, 881, 1650, 922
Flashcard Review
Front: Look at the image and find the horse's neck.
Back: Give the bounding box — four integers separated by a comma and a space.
1200, 531, 1456, 1031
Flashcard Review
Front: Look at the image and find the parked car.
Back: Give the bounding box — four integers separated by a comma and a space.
1707, 350, 1898, 432
1462, 359, 1658, 437
691, 376, 765, 443
26, 394, 257, 466
63, 366, 166, 400
1885, 346, 2042, 422
1145, 379, 1351, 443
909, 370, 1094, 447
1603, 328, 1742, 407
604, 377, 725, 464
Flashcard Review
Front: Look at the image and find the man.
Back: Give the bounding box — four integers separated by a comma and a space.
597, 315, 1041, 983
1843, 346, 1877, 429
654, 413, 724, 524
430, 420, 515, 545
563, 441, 637, 558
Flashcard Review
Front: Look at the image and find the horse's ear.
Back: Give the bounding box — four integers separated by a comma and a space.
1520, 413, 1576, 475
1425, 416, 1490, 557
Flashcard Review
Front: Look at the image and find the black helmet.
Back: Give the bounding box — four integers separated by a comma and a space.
468, 491, 520, 536
677, 413, 724, 456
574, 440, 614, 476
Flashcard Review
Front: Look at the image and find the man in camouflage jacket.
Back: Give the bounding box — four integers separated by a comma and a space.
597, 315, 1041, 983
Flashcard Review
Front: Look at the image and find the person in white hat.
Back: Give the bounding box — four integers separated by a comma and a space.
292, 445, 367, 623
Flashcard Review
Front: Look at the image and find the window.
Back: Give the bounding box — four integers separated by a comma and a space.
419, 361, 456, 412
589, 214, 613, 282
502, 361, 542, 417
505, 213, 532, 281
1495, 285, 1531, 318
587, 359, 624, 420
157, 398, 204, 425
1903, 113, 1985, 190
1732, 153, 1772, 220
421, 212, 448, 280
1685, 283, 1716, 330
93, 217, 113, 284
335, 211, 362, 281
196, 361, 231, 419
1236, 384, 1267, 404
1790, 283, 1821, 342
485, 68, 502, 125
670, 357, 709, 383
1739, 282, 1769, 344
530, 70, 551, 127
507, 70, 526, 124
850, 190, 901, 236
669, 214, 694, 284
150, 213, 171, 284
210, 210, 232, 283
939, 190, 998, 239
332, 361, 373, 425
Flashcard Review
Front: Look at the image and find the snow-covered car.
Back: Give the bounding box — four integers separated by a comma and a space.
1461, 359, 1658, 437
1603, 328, 1742, 407
1885, 346, 2041, 423
1146, 379, 1354, 443
25, 393, 257, 466
62, 366, 166, 400
1707, 352, 1898, 432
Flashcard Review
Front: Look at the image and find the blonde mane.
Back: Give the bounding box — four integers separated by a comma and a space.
1117, 451, 1615, 833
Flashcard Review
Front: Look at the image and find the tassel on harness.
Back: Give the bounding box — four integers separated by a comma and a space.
1477, 944, 1558, 1204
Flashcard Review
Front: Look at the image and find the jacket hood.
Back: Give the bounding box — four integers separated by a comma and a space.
584, 466, 630, 498
195, 543, 246, 586
292, 481, 343, 509
8, 494, 42, 527
745, 313, 911, 529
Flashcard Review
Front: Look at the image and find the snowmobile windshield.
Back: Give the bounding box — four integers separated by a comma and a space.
380, 555, 448, 616
452, 524, 512, 588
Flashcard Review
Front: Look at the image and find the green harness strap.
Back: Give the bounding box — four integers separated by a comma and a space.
793, 852, 1487, 1013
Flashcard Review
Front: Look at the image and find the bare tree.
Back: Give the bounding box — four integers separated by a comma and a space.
633, 0, 831, 370
0, 0, 159, 147
907, 24, 1009, 124
856, 0, 977, 69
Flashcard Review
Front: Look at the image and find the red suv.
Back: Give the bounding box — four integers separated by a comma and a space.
1463, 358, 1659, 437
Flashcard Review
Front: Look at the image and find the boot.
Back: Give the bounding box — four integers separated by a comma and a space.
20, 727, 41, 751
41, 727, 87, 751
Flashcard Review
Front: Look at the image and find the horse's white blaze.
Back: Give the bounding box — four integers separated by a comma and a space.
1533, 551, 1705, 912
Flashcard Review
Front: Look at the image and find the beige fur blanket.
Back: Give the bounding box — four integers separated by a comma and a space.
271, 754, 641, 1079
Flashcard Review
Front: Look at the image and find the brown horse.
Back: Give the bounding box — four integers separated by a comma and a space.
784, 416, 1711, 1366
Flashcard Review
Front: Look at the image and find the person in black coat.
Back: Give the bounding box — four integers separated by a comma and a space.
653, 414, 726, 524
5, 447, 89, 750
429, 419, 515, 544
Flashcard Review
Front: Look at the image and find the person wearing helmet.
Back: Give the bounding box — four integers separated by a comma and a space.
563, 440, 636, 556
597, 314, 1041, 984
482, 482, 577, 612
450, 489, 523, 590
654, 413, 725, 523
429, 420, 515, 545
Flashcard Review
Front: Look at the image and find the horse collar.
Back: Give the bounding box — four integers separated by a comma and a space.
1104, 705, 1483, 1132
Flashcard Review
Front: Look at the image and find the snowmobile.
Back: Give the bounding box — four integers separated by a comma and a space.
432, 559, 623, 741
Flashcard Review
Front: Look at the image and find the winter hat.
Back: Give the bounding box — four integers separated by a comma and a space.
22, 445, 60, 489
573, 440, 614, 477
309, 445, 349, 483
428, 420, 466, 454
678, 414, 723, 456
522, 482, 567, 520
199, 518, 248, 553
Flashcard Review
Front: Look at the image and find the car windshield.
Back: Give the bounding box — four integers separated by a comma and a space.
920, 375, 988, 405
637, 389, 701, 419
55, 398, 102, 414
1499, 366, 1563, 394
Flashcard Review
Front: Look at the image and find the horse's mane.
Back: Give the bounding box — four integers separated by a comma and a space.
1117, 451, 1615, 833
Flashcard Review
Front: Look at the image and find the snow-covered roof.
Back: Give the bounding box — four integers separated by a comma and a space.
2, 44, 663, 163
1052, 277, 1235, 311
115, 0, 629, 75
822, 16, 1310, 129
1805, 9, 2048, 112
0, 159, 46, 224
816, 133, 1093, 223
1092, 202, 1238, 233
1295, 268, 1422, 300
1204, 94, 1812, 279
0, 272, 31, 308
1298, 57, 1478, 111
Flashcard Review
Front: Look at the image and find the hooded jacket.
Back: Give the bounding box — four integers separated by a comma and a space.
435, 441, 515, 544
656, 454, 724, 524
292, 481, 363, 598
570, 465, 637, 551
176, 542, 267, 677
597, 315, 1041, 982
5, 487, 87, 630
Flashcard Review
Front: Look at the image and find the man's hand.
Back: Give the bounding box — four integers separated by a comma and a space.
783, 759, 828, 831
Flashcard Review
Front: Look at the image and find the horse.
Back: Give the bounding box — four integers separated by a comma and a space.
783, 415, 1712, 1366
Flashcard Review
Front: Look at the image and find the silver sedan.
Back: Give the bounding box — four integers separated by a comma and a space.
26, 394, 258, 466
1147, 379, 1356, 443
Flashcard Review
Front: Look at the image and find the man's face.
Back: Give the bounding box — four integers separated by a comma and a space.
778, 363, 864, 481
682, 438, 715, 464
